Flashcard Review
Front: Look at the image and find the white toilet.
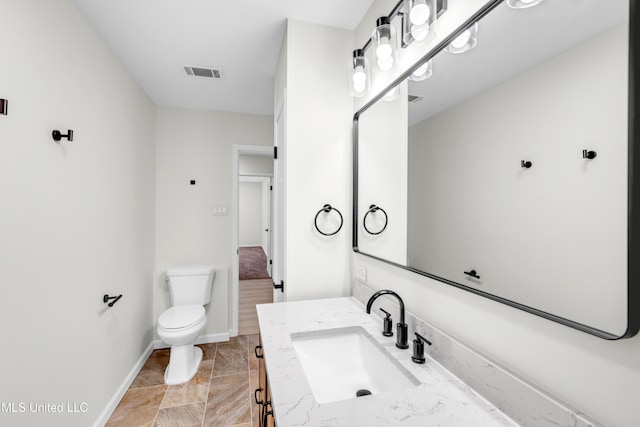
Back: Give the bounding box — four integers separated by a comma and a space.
157, 267, 215, 385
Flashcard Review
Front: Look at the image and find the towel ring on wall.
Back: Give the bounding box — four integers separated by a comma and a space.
363, 204, 388, 235
314, 204, 343, 236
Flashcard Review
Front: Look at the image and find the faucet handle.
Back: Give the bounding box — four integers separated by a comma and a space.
380, 308, 393, 337
411, 333, 432, 364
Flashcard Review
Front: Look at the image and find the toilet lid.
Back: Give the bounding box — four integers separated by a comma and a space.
159, 305, 205, 330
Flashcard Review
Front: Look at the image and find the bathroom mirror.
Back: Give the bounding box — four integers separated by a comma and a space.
353, 0, 640, 339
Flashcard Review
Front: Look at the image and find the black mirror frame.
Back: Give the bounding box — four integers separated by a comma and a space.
352, 0, 640, 340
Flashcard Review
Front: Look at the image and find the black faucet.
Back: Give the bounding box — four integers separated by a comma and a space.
366, 290, 409, 349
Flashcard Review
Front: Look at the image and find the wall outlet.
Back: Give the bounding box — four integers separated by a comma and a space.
356, 265, 367, 282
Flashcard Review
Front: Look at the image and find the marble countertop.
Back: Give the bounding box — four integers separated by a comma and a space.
256, 297, 519, 427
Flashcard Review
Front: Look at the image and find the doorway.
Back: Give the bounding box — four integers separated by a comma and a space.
231, 147, 275, 336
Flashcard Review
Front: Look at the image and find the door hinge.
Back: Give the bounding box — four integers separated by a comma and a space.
269, 259, 273, 265
274, 146, 278, 159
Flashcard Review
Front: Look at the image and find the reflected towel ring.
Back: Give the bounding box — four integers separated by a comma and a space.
314, 204, 343, 236
363, 204, 388, 235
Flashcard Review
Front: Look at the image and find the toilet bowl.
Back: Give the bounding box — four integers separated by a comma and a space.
157, 268, 215, 385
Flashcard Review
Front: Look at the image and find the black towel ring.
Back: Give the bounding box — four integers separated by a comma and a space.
363, 204, 388, 235
314, 204, 343, 236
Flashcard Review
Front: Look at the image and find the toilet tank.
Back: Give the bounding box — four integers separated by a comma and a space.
166, 267, 215, 306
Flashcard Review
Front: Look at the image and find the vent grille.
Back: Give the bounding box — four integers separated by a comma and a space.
182, 65, 222, 79
408, 95, 423, 103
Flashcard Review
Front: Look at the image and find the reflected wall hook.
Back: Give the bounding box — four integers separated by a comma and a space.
314, 204, 343, 236
103, 294, 122, 307
521, 160, 532, 169
364, 204, 388, 235
464, 269, 480, 279
52, 129, 74, 142
583, 150, 597, 160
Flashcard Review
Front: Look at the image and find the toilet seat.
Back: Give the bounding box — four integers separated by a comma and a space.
158, 305, 205, 330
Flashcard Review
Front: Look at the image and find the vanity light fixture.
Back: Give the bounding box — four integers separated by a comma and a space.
372, 16, 398, 72
350, 49, 370, 97
507, 0, 545, 9
445, 22, 478, 54
348, 0, 447, 97
409, 60, 433, 81
402, 0, 437, 46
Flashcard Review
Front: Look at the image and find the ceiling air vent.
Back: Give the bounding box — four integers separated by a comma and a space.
408, 95, 423, 103
182, 65, 222, 79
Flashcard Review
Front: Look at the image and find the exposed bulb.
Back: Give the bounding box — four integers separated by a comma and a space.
411, 23, 429, 42
412, 62, 432, 79
352, 66, 366, 93
410, 3, 431, 26
377, 57, 394, 72
507, 0, 545, 9
450, 29, 471, 49
376, 36, 392, 60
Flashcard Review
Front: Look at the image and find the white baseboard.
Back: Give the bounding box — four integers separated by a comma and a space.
92, 341, 154, 427
152, 332, 231, 349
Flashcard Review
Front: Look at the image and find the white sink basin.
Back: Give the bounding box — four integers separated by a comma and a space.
290, 326, 420, 404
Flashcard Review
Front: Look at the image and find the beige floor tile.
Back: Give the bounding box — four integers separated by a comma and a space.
212, 343, 248, 377
153, 402, 205, 427
107, 385, 167, 427
249, 371, 260, 427
203, 373, 251, 426
131, 349, 170, 388
198, 343, 218, 361
160, 360, 213, 408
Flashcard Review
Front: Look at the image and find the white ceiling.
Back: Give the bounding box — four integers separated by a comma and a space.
71, 0, 375, 116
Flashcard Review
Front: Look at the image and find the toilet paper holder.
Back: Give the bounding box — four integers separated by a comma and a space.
103, 294, 122, 307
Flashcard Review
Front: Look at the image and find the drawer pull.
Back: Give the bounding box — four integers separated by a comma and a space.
254, 387, 264, 405
255, 345, 264, 359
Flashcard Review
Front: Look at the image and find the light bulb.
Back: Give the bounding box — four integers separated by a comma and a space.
376, 37, 392, 60
410, 3, 431, 26
413, 63, 430, 78
450, 29, 471, 49
507, 0, 545, 9
352, 66, 366, 93
377, 57, 394, 72
411, 24, 429, 42
352, 67, 366, 85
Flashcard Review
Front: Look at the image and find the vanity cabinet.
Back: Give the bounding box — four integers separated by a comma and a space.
255, 334, 275, 427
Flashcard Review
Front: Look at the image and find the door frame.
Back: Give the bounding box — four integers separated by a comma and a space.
231, 145, 275, 337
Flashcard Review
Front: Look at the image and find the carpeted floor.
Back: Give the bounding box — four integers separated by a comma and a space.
239, 246, 270, 280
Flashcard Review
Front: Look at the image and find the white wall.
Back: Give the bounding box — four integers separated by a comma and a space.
0, 1, 156, 426
155, 107, 272, 339
239, 181, 263, 247
407, 26, 627, 335
353, 1, 640, 426
282, 20, 354, 301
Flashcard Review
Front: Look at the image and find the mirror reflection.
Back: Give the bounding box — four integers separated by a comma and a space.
355, 0, 632, 338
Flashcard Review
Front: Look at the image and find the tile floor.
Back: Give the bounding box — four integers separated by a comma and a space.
106, 334, 262, 427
